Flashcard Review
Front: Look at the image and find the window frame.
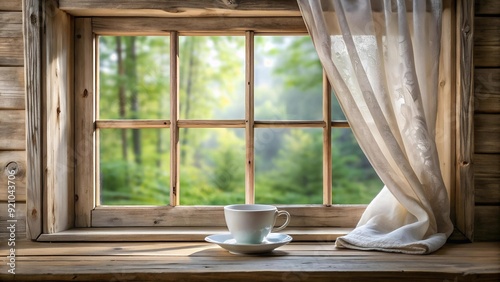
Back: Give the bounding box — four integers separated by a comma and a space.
24, 0, 473, 242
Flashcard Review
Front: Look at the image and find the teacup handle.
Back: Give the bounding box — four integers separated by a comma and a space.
273, 210, 290, 232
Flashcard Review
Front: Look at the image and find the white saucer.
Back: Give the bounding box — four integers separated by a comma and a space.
205, 233, 292, 254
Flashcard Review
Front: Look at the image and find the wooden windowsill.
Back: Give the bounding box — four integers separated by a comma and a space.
0, 241, 498, 281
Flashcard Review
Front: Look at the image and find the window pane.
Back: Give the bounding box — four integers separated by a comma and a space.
331, 128, 383, 204
255, 36, 323, 121
179, 36, 245, 120
179, 128, 245, 205
331, 90, 347, 120
99, 128, 170, 205
255, 128, 323, 204
99, 36, 170, 119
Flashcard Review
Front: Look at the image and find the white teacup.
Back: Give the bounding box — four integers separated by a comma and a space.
224, 204, 291, 244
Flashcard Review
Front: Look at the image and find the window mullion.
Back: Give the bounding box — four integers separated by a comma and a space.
323, 71, 332, 206
245, 31, 255, 204
170, 31, 180, 206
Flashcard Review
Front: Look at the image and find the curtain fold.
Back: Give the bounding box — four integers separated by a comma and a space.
298, 0, 453, 254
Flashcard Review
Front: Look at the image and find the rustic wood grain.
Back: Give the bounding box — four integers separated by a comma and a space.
0, 110, 25, 150
0, 67, 24, 109
0, 0, 22, 11
59, 0, 301, 17
74, 18, 94, 227
475, 177, 500, 204
474, 154, 500, 178
42, 0, 74, 234
92, 17, 306, 35
474, 68, 500, 113
475, 0, 500, 15
474, 206, 500, 241
474, 114, 500, 153
0, 37, 23, 66
96, 119, 171, 129
456, 0, 475, 242
23, 0, 42, 240
0, 150, 26, 201
323, 73, 332, 205
0, 202, 26, 240
245, 31, 255, 204
474, 46, 500, 67
474, 17, 500, 47
169, 31, 180, 206
0, 12, 22, 37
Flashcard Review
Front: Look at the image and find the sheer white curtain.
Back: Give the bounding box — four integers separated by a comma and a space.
297, 0, 453, 254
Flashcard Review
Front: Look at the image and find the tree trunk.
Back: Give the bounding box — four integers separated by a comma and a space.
127, 37, 142, 165
116, 36, 128, 162
180, 37, 197, 163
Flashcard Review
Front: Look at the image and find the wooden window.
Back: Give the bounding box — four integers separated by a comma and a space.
24, 0, 473, 242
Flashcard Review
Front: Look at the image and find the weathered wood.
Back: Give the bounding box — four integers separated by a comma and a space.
91, 205, 364, 228
475, 0, 500, 15
0, 242, 498, 281
92, 17, 306, 35
178, 120, 244, 128
474, 154, 500, 178
455, 0, 475, 242
0, 67, 24, 109
474, 68, 500, 113
42, 0, 74, 234
475, 177, 500, 204
0, 110, 25, 150
0, 37, 23, 65
474, 46, 500, 67
245, 30, 255, 204
0, 0, 22, 11
170, 31, 179, 206
474, 114, 500, 153
59, 0, 301, 17
0, 151, 26, 202
323, 73, 332, 205
74, 18, 94, 227
474, 17, 500, 47
0, 12, 22, 37
474, 206, 500, 241
97, 119, 171, 129
0, 202, 26, 240
254, 121, 325, 128
23, 0, 42, 240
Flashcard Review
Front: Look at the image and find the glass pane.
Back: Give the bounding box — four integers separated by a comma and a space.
179, 36, 245, 120
255, 128, 323, 204
331, 90, 347, 120
99, 36, 170, 119
255, 36, 323, 121
331, 128, 383, 204
179, 128, 245, 205
99, 128, 170, 205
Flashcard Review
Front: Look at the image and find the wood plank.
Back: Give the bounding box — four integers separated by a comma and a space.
0, 37, 23, 66
474, 206, 500, 241
0, 0, 22, 11
0, 151, 26, 202
474, 46, 500, 67
474, 114, 500, 153
245, 31, 255, 204
59, 0, 301, 17
97, 119, 170, 129
177, 120, 244, 128
0, 12, 22, 37
323, 73, 332, 205
92, 17, 306, 35
0, 110, 25, 150
91, 205, 364, 228
474, 154, 500, 178
0, 67, 24, 109
23, 0, 43, 240
475, 0, 500, 15
0, 202, 26, 240
74, 18, 94, 227
474, 68, 500, 113
475, 177, 500, 204
474, 17, 500, 47
169, 32, 179, 206
42, 0, 74, 234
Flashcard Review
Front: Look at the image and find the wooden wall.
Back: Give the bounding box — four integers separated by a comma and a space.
0, 0, 498, 241
0, 0, 27, 240
473, 0, 500, 241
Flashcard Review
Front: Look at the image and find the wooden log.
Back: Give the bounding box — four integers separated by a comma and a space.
474, 68, 500, 113
474, 206, 500, 241
0, 151, 26, 202
0, 110, 25, 150
0, 12, 22, 37
0, 0, 22, 11
474, 114, 500, 153
0, 37, 23, 66
0, 67, 24, 109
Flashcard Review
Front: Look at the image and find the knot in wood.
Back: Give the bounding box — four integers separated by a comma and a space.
30, 14, 37, 25
5, 161, 18, 174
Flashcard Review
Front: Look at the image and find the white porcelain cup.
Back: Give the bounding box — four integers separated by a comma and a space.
224, 204, 291, 244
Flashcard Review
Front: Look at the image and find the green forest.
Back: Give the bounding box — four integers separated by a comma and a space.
98, 35, 383, 206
